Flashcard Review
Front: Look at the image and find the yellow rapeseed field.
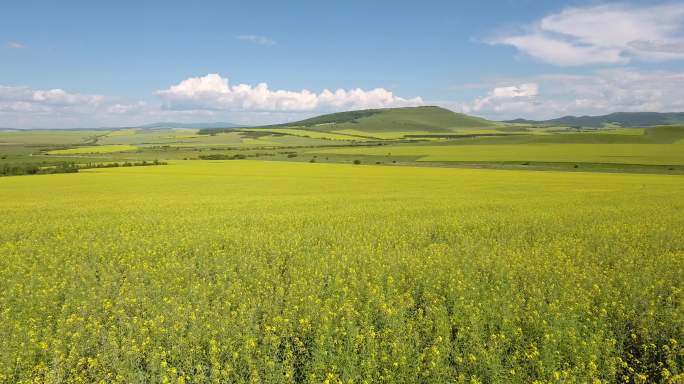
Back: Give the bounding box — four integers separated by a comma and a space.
0, 161, 682, 383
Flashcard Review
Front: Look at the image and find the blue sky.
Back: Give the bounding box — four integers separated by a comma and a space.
2, 0, 684, 128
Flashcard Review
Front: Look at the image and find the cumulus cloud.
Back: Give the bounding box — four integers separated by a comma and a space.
9, 69, 684, 128
33, 89, 104, 106
466, 83, 538, 113
0, 85, 178, 128
490, 3, 684, 66
157, 74, 423, 112
0, 85, 103, 113
0, 75, 424, 128
451, 69, 684, 119
237, 35, 276, 46
492, 84, 538, 98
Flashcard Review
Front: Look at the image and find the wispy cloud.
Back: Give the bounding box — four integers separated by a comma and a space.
447, 69, 684, 119
7, 41, 25, 49
489, 3, 684, 66
237, 34, 276, 46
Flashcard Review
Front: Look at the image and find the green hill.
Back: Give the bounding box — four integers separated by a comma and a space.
270, 106, 494, 132
197, 106, 496, 136
507, 112, 684, 128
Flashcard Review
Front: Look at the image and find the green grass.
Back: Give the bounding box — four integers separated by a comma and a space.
98, 129, 340, 148
599, 128, 645, 136
106, 128, 139, 137
331, 129, 421, 139
241, 138, 283, 146
242, 128, 367, 141
3, 121, 684, 175
0, 130, 106, 145
99, 129, 207, 145
0, 161, 682, 383
47, 144, 139, 155
521, 111, 684, 127
307, 126, 684, 167
311, 143, 684, 165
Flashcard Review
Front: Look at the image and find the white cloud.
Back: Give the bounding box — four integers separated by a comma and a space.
465, 83, 538, 113
496, 34, 626, 66
32, 89, 104, 106
8, 69, 684, 128
491, 83, 538, 98
0, 75, 424, 128
237, 35, 276, 46
0, 85, 103, 112
0, 85, 143, 128
157, 73, 423, 112
451, 69, 684, 119
490, 3, 684, 66
7, 41, 24, 49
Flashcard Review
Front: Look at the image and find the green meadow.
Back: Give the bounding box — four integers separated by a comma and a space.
47, 144, 139, 155
3, 108, 684, 174
311, 142, 684, 165
309, 124, 684, 166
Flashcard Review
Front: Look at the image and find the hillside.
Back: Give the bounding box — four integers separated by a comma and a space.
507, 112, 684, 128
270, 106, 495, 132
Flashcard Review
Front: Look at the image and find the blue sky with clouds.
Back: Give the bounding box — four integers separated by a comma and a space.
2, 0, 684, 128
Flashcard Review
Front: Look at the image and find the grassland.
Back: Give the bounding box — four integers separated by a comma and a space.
307, 125, 684, 169
0, 160, 682, 383
242, 128, 370, 141
311, 143, 684, 165
5, 109, 681, 172
0, 130, 104, 145
47, 144, 139, 155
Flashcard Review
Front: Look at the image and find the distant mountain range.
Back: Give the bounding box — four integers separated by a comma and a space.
505, 112, 684, 128
5, 111, 684, 131
133, 122, 245, 129
0, 122, 245, 130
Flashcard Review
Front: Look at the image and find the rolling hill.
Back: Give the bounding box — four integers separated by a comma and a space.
269, 106, 495, 132
200, 106, 496, 136
507, 112, 684, 128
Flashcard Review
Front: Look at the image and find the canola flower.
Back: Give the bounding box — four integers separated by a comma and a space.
0, 160, 682, 383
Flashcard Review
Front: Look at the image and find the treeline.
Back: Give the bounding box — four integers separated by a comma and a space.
198, 152, 279, 160
81, 159, 167, 169
198, 154, 248, 160
1, 160, 167, 177
197, 128, 233, 135
1, 162, 79, 177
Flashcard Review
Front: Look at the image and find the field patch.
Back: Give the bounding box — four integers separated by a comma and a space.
312, 142, 684, 165
107, 128, 138, 137
243, 128, 368, 141
241, 137, 282, 146
47, 144, 138, 155
0, 130, 105, 145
